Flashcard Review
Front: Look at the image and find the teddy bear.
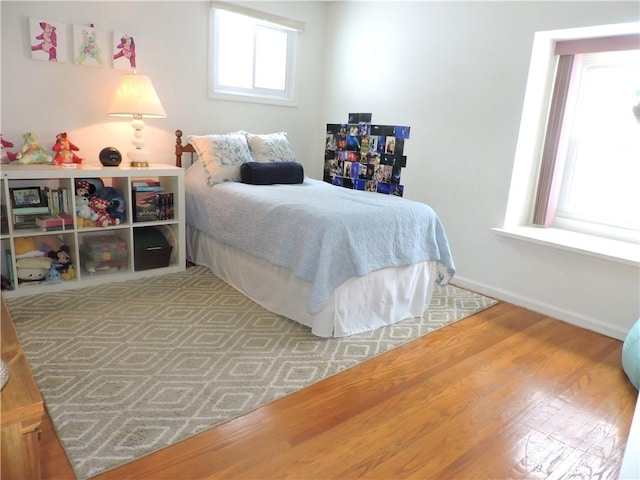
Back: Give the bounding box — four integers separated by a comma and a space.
90, 197, 120, 227
75, 195, 97, 227
18, 132, 52, 164
52, 132, 83, 165
1, 134, 21, 163
48, 245, 76, 280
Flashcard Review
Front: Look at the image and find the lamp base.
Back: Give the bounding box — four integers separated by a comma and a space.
127, 145, 151, 168
130, 161, 149, 168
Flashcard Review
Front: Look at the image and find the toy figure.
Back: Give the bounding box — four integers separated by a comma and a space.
48, 245, 76, 280
18, 132, 52, 164
1, 134, 21, 163
52, 132, 83, 165
31, 21, 57, 62
90, 197, 120, 227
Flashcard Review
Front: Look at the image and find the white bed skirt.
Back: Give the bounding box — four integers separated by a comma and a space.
186, 225, 439, 337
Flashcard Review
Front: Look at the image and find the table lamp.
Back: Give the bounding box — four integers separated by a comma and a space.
107, 72, 166, 167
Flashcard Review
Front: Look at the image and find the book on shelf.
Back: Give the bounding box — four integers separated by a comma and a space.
156, 193, 174, 220
133, 191, 174, 222
13, 213, 38, 229
12, 205, 49, 216
35, 215, 64, 231
35, 212, 73, 231
43, 187, 71, 216
4, 249, 14, 290
132, 179, 162, 187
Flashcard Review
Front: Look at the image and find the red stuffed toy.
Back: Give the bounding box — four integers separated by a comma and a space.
1, 134, 21, 163
52, 132, 83, 165
89, 197, 120, 227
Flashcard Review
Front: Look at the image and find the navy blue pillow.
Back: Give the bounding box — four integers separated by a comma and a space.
240, 161, 304, 185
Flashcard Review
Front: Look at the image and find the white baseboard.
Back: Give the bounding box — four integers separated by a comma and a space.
451, 276, 627, 341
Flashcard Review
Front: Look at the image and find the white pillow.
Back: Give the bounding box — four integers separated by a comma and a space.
188, 133, 254, 184
246, 132, 296, 163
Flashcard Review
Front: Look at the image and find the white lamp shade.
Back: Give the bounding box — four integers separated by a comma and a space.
107, 73, 166, 118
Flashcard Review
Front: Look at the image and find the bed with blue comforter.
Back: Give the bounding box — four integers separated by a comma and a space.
182, 168, 454, 337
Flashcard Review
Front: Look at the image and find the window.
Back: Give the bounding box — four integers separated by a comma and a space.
533, 34, 640, 243
550, 50, 639, 242
499, 22, 640, 264
209, 3, 303, 106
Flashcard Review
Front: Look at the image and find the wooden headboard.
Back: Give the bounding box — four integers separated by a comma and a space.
175, 129, 196, 168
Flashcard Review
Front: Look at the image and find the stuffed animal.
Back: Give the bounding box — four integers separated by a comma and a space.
16, 256, 53, 283
18, 132, 52, 164
14, 237, 40, 258
96, 186, 126, 223
42, 265, 63, 284
1, 134, 21, 163
52, 132, 83, 165
90, 197, 120, 227
75, 195, 97, 227
48, 245, 75, 280
75, 180, 98, 227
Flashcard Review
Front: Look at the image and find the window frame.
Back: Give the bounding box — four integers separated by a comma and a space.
497, 22, 640, 266
208, 2, 303, 107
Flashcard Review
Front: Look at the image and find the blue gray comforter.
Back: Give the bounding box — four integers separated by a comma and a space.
185, 176, 455, 315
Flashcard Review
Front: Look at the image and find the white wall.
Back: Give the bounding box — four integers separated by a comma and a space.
323, 1, 640, 339
1, 1, 328, 171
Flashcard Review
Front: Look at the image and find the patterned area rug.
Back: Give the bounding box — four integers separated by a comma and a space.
6, 266, 497, 480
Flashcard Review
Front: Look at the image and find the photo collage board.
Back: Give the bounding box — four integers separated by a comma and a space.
323, 113, 410, 197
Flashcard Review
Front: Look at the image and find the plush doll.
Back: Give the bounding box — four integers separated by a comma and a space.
75, 195, 97, 227
18, 132, 52, 164
75, 180, 98, 227
96, 186, 126, 223
42, 265, 63, 284
90, 197, 120, 227
14, 237, 41, 258
48, 245, 76, 280
16, 256, 53, 283
1, 134, 21, 163
52, 132, 83, 165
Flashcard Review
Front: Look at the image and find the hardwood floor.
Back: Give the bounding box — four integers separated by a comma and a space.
40, 302, 637, 480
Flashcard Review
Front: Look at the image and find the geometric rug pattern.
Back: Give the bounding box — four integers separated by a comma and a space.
6, 266, 497, 480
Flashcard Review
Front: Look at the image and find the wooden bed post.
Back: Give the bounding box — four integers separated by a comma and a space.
175, 129, 184, 168
175, 129, 197, 168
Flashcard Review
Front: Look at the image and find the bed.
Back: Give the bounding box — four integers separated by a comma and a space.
175, 129, 455, 337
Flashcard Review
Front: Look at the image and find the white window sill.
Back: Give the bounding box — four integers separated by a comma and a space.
492, 226, 640, 267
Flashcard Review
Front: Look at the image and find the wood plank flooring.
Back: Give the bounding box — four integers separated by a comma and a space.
39, 302, 638, 480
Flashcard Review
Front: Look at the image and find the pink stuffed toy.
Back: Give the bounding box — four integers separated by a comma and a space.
90, 197, 120, 227
52, 132, 83, 165
1, 134, 21, 163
